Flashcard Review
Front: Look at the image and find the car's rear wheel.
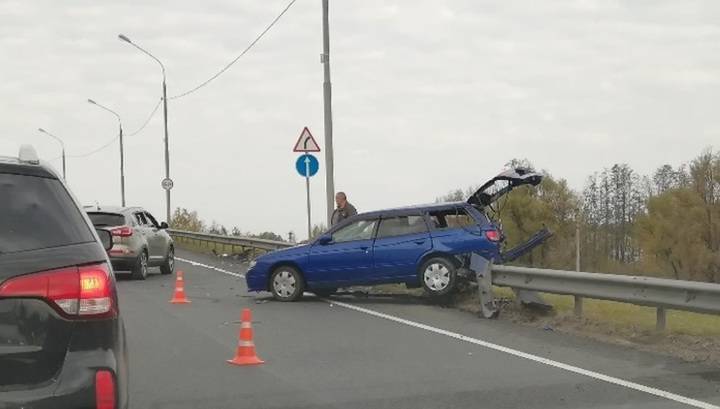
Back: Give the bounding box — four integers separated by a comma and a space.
131, 250, 149, 280
420, 257, 457, 296
160, 246, 175, 275
312, 288, 337, 298
270, 266, 304, 302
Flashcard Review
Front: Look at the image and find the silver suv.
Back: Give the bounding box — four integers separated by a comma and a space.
86, 206, 174, 280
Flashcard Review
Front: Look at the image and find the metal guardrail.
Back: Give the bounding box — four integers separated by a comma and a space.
168, 229, 293, 252
487, 264, 720, 330
167, 230, 720, 331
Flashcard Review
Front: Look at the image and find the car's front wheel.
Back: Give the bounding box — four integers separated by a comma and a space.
160, 246, 175, 275
131, 250, 149, 280
270, 266, 305, 302
420, 257, 457, 296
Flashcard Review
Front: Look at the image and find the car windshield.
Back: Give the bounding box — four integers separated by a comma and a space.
0, 173, 93, 253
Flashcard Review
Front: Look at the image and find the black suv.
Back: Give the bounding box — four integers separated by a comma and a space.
0, 146, 128, 409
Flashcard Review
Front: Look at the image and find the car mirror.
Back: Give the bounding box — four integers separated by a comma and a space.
96, 229, 113, 252
317, 234, 333, 245
159, 222, 169, 229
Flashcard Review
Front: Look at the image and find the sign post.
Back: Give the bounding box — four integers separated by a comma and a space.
294, 127, 321, 240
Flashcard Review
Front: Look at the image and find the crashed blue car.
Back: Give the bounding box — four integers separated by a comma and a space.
246, 168, 550, 301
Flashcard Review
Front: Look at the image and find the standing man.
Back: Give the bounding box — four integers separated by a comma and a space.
331, 192, 357, 226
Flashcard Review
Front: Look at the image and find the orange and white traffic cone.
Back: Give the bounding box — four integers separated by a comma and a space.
227, 308, 264, 366
169, 270, 191, 304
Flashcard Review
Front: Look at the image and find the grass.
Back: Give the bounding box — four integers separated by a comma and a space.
493, 287, 720, 337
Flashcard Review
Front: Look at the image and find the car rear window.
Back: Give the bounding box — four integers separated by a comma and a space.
0, 173, 94, 253
88, 212, 126, 227
428, 208, 476, 229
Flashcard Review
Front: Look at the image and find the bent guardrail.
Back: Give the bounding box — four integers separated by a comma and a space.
168, 229, 293, 252
167, 230, 719, 330
481, 262, 720, 330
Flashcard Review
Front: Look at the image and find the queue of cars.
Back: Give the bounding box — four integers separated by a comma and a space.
1, 145, 176, 408
1, 146, 130, 408
0, 144, 547, 408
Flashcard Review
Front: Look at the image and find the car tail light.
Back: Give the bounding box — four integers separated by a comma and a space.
0, 263, 117, 318
95, 370, 116, 409
110, 226, 133, 237
485, 229, 501, 242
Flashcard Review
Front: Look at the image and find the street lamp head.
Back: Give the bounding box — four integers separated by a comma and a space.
87, 98, 96, 105
118, 34, 132, 44
38, 128, 46, 133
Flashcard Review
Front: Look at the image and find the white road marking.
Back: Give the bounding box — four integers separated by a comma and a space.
176, 257, 245, 278
175, 256, 718, 409
330, 300, 719, 409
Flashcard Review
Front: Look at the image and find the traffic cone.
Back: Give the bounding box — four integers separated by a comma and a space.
227, 308, 264, 366
169, 270, 191, 304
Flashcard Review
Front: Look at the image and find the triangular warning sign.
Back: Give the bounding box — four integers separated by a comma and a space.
293, 127, 321, 152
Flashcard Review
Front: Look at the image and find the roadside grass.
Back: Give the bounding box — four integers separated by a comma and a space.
491, 287, 720, 337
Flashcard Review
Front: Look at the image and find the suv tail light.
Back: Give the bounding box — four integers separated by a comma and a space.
95, 370, 116, 409
0, 263, 117, 318
485, 229, 501, 242
110, 226, 133, 237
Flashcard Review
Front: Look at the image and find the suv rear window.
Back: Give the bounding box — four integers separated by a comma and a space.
0, 173, 94, 253
88, 212, 126, 227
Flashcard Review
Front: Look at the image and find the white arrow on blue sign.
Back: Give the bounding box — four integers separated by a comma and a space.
295, 154, 319, 177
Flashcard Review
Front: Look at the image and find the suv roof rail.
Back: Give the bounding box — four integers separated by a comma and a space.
19, 145, 40, 164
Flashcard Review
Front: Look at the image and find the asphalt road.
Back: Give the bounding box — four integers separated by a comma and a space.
117, 248, 720, 409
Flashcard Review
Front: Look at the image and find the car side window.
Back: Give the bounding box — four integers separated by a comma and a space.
376, 215, 427, 238
144, 212, 159, 228
332, 219, 378, 243
134, 212, 148, 226
427, 208, 475, 230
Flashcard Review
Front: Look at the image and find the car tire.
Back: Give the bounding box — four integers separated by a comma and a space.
419, 257, 457, 297
160, 246, 175, 275
270, 266, 305, 302
131, 250, 149, 280
312, 288, 337, 298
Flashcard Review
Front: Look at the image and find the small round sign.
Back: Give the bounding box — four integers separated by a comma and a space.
295, 154, 319, 177
161, 178, 174, 191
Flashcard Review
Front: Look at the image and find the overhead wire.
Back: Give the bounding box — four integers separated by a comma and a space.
49, 0, 298, 161
169, 0, 298, 100
49, 97, 162, 161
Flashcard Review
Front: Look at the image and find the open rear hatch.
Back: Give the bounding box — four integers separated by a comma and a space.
467, 167, 543, 208
468, 168, 552, 263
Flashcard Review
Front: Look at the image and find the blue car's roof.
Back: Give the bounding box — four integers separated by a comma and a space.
356, 201, 469, 218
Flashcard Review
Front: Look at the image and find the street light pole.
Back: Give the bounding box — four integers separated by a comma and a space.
88, 99, 126, 206
321, 0, 335, 226
119, 34, 172, 223
37, 128, 66, 180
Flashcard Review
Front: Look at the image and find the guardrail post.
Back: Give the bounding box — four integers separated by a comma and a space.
471, 253, 499, 319
656, 307, 667, 332
574, 295, 583, 317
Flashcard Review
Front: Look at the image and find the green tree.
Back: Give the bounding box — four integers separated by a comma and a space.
170, 208, 204, 232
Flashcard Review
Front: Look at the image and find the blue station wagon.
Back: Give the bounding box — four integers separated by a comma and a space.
246, 168, 548, 301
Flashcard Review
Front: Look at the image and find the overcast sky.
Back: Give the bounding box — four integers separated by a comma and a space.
1, 0, 718, 239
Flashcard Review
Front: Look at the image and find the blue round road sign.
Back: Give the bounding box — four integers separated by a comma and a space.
295, 154, 319, 177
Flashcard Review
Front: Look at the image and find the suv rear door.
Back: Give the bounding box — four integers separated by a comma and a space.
372, 213, 431, 281
143, 211, 167, 263
0, 169, 106, 389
